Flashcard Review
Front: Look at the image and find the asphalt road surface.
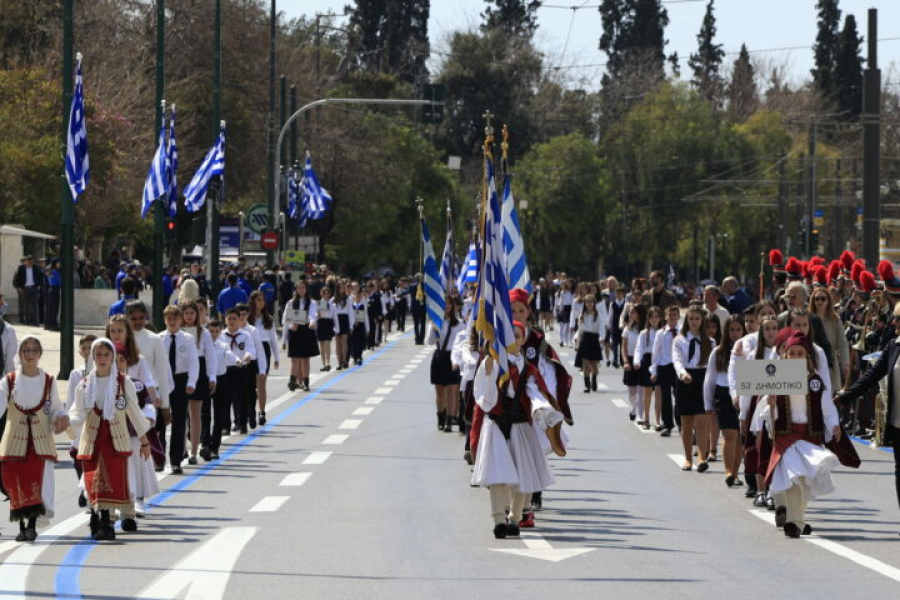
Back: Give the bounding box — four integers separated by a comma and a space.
1, 330, 899, 599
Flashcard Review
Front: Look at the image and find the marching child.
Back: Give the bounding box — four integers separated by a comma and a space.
157, 305, 199, 474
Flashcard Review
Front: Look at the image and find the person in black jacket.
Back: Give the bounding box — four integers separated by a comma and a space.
410, 275, 426, 345
13, 256, 44, 325
837, 314, 900, 522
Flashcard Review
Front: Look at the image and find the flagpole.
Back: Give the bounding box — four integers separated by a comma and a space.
58, 3, 75, 379
416, 197, 425, 303
153, 0, 166, 330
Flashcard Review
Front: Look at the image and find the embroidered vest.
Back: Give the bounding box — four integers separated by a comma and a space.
773, 373, 825, 440
77, 372, 134, 458
0, 372, 56, 461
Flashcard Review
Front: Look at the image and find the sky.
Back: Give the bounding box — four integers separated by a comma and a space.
281, 0, 900, 89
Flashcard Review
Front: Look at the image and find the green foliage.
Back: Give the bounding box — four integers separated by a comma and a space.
834, 14, 863, 119
727, 44, 757, 118
482, 0, 542, 38
516, 133, 611, 275
688, 1, 724, 102
812, 0, 842, 99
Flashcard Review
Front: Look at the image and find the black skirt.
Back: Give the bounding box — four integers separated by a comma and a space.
623, 356, 640, 387
578, 331, 603, 361
638, 352, 654, 388
714, 385, 739, 430
317, 317, 335, 341
262, 342, 272, 375
190, 357, 210, 401
674, 367, 706, 416
288, 325, 320, 358
558, 305, 572, 324
337, 313, 350, 336
430, 350, 461, 386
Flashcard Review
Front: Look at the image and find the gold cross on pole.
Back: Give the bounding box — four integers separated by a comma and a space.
482, 110, 494, 137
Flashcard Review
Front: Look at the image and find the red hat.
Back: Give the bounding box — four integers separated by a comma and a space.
783, 331, 813, 356
826, 260, 841, 287
785, 257, 803, 280
809, 256, 826, 268
850, 260, 865, 285
509, 288, 529, 308
800, 260, 810, 279
113, 342, 127, 356
878, 260, 900, 294
774, 326, 795, 350
840, 250, 856, 273
512, 320, 526, 337
769, 249, 785, 273
811, 265, 827, 286
859, 270, 879, 294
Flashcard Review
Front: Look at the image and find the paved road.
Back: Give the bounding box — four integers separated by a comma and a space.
1, 332, 899, 599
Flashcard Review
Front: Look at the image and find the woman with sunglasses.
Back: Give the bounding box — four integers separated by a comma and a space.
809, 287, 849, 391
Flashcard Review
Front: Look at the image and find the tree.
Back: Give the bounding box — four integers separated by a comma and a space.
834, 14, 863, 119
346, 0, 430, 84
482, 0, 542, 38
811, 0, 841, 100
688, 0, 724, 103
728, 44, 757, 118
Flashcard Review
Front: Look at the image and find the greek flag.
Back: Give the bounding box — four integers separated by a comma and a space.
501, 174, 531, 292
439, 221, 457, 295
301, 153, 332, 219
456, 242, 478, 295
476, 157, 515, 381
184, 126, 225, 213
288, 176, 308, 228
65, 54, 89, 201
141, 122, 168, 219
166, 106, 179, 217
421, 217, 446, 332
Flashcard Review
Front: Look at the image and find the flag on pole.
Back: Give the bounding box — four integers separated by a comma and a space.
301, 153, 332, 219
166, 105, 179, 217
439, 220, 457, 295
456, 242, 478, 296
476, 157, 516, 381
288, 175, 309, 228
501, 174, 531, 292
421, 216, 446, 332
65, 53, 89, 201
141, 121, 169, 219
184, 125, 225, 213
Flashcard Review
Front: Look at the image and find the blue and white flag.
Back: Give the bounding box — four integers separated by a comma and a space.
456, 242, 478, 295
301, 153, 332, 219
184, 125, 225, 213
476, 157, 516, 381
288, 175, 309, 228
166, 106, 179, 217
501, 174, 531, 292
65, 53, 89, 201
141, 122, 168, 219
421, 217, 446, 332
439, 221, 457, 295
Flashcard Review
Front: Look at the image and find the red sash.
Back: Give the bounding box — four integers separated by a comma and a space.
83, 409, 131, 509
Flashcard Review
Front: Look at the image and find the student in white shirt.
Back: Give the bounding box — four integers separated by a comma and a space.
202, 317, 242, 460
574, 294, 604, 393
283, 282, 318, 392
248, 291, 279, 427
315, 286, 336, 372
621, 304, 645, 419
181, 302, 218, 464
236, 302, 266, 430
634, 306, 662, 430
223, 308, 257, 434
430, 299, 466, 433
672, 306, 716, 473
349, 285, 369, 366
704, 314, 746, 487
650, 305, 681, 437
332, 283, 353, 370
156, 305, 199, 474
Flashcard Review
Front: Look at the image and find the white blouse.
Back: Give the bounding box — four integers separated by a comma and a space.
0, 368, 63, 419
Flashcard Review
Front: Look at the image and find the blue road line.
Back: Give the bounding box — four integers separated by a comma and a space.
850, 435, 894, 454
54, 331, 412, 599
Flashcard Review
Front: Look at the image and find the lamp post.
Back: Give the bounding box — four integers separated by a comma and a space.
58, 0, 75, 379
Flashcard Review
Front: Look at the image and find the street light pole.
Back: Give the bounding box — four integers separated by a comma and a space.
266, 0, 277, 266
862, 8, 882, 266
207, 0, 222, 310
58, 0, 75, 379
153, 0, 166, 330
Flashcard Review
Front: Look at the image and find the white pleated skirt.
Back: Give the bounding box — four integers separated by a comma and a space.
471, 420, 555, 493
769, 439, 840, 498
128, 437, 160, 500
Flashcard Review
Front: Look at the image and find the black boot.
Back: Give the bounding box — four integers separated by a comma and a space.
303, 377, 310, 391
591, 374, 598, 391
99, 509, 115, 541
437, 411, 446, 430
15, 520, 27, 542
584, 375, 591, 393
288, 375, 297, 391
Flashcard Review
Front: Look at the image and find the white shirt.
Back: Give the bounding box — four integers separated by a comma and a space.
703, 351, 731, 411
0, 368, 64, 420
243, 324, 268, 374
282, 298, 318, 347
650, 325, 679, 376
1, 322, 17, 375
672, 332, 716, 378
182, 326, 218, 383
576, 312, 603, 337
317, 299, 333, 319
211, 337, 242, 376
25, 267, 34, 287
252, 317, 281, 363
451, 328, 480, 387
622, 329, 640, 357
223, 328, 256, 362
351, 297, 369, 332
473, 353, 551, 415
134, 327, 172, 409
634, 329, 658, 369
157, 330, 200, 389
430, 320, 466, 352
760, 388, 841, 441
569, 299, 584, 329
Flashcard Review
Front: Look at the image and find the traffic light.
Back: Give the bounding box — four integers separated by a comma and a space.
810, 228, 819, 252
422, 84, 445, 123
166, 219, 176, 242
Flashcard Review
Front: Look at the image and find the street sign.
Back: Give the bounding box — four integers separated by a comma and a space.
261, 230, 279, 250
246, 204, 268, 235
735, 359, 808, 395
284, 249, 305, 269
814, 208, 825, 227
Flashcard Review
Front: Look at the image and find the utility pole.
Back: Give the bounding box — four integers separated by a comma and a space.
835, 159, 843, 256
58, 0, 75, 379
806, 124, 817, 257
290, 85, 298, 165
266, 0, 277, 266
777, 151, 787, 252
153, 0, 166, 330
206, 0, 222, 312
280, 75, 287, 166
862, 8, 882, 266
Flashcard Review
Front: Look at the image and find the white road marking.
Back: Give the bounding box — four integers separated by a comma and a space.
280, 472, 313, 487
323, 434, 349, 445
491, 531, 594, 562
748, 510, 900, 583
383, 380, 400, 386
340, 419, 362, 430
595, 382, 609, 391
610, 398, 629, 409
353, 407, 374, 416
374, 387, 393, 395
390, 374, 406, 380
136, 527, 257, 599
303, 451, 333, 465
0, 512, 87, 597
365, 396, 385, 405
633, 422, 654, 434
667, 453, 689, 467
399, 368, 414, 373
249, 496, 290, 512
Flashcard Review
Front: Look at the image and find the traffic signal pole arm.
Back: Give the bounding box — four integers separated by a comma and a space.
270, 98, 442, 243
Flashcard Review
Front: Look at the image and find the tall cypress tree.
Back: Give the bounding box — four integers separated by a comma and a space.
728, 44, 757, 118
482, 0, 542, 38
599, 0, 669, 80
833, 13, 863, 119
348, 0, 386, 73
811, 0, 842, 100
348, 0, 430, 84
688, 0, 724, 102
